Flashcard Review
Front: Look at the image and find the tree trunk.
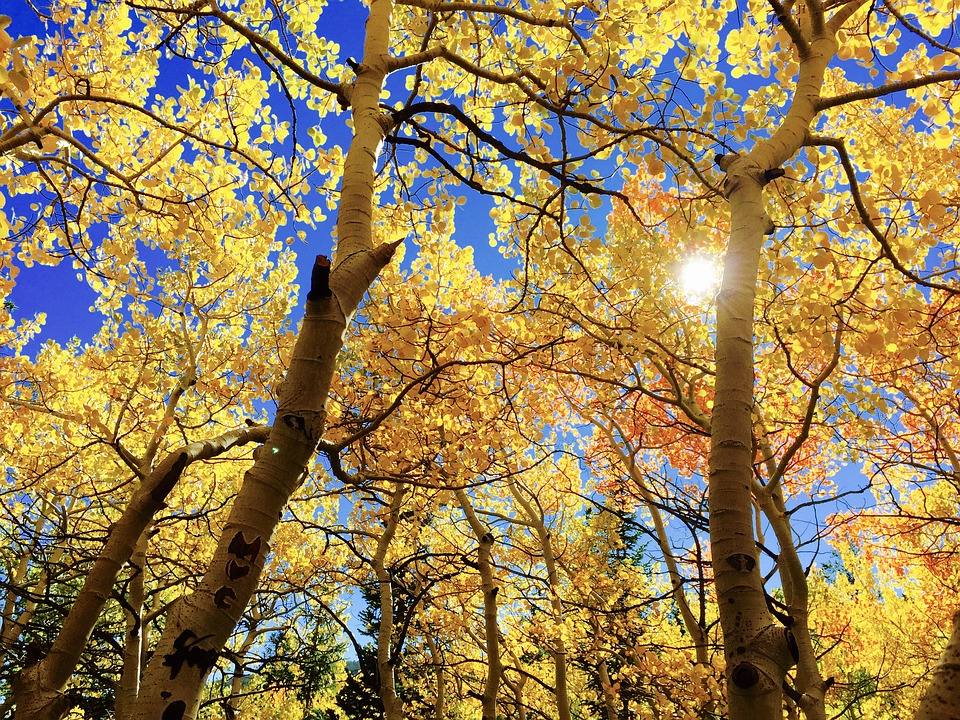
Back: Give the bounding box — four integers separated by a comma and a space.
225, 607, 260, 719
710, 19, 849, 718
12, 427, 268, 720
425, 634, 445, 720
597, 419, 710, 664
710, 161, 793, 716
114, 530, 149, 720
506, 479, 571, 720
0, 509, 50, 653
129, 0, 401, 716
756, 483, 828, 720
502, 646, 528, 720
373, 484, 408, 720
914, 609, 960, 720
455, 488, 502, 720
597, 657, 619, 720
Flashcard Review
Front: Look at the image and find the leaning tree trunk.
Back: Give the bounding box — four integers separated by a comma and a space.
132, 1, 401, 718
597, 419, 710, 664
11, 426, 269, 720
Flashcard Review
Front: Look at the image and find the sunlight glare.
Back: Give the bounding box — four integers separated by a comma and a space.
678, 256, 721, 304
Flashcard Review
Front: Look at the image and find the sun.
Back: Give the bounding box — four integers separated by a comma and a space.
678, 256, 721, 303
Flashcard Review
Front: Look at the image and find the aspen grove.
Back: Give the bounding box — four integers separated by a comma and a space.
1, 0, 959, 719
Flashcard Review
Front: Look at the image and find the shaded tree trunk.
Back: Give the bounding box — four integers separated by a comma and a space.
373, 484, 409, 720
114, 530, 149, 720
455, 488, 502, 720
596, 417, 710, 665
425, 634, 445, 720
506, 479, 571, 720
225, 607, 261, 719
914, 609, 960, 720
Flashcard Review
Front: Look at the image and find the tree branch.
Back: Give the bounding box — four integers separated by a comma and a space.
816, 70, 960, 111
806, 133, 958, 294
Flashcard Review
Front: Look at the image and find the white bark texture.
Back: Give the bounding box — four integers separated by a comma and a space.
710, 13, 853, 718
373, 484, 409, 720
131, 2, 401, 717
915, 610, 960, 720
455, 488, 502, 720
599, 421, 709, 664
507, 480, 572, 720
12, 426, 269, 720
114, 531, 149, 720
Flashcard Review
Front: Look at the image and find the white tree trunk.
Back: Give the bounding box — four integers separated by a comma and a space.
710, 20, 848, 719
130, 2, 401, 716
455, 488, 502, 720
915, 610, 960, 720
373, 484, 409, 720
12, 426, 269, 720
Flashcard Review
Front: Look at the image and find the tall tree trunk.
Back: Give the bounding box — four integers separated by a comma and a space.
596, 652, 619, 720
506, 479, 571, 720
373, 484, 408, 720
596, 418, 710, 664
455, 488, 502, 720
114, 530, 149, 720
2, 501, 68, 656
914, 609, 960, 720
131, 2, 401, 717
425, 634, 445, 720
756, 481, 828, 719
225, 607, 261, 719
502, 646, 528, 720
710, 7, 859, 715
711, 149, 801, 720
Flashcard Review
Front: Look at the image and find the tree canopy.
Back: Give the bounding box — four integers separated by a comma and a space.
1, 0, 959, 719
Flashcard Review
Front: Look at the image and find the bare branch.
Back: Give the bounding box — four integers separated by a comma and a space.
806, 133, 958, 295
769, 0, 810, 59
816, 70, 960, 111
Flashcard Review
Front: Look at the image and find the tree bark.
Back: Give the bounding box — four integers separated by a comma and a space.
225, 607, 260, 719
915, 609, 960, 720
11, 426, 269, 720
373, 484, 409, 720
710, 156, 793, 716
425, 634, 445, 720
2, 501, 69, 660
710, 16, 849, 718
502, 646, 528, 720
129, 1, 400, 717
506, 480, 571, 720
114, 530, 149, 720
455, 488, 502, 720
756, 482, 828, 720
597, 419, 710, 664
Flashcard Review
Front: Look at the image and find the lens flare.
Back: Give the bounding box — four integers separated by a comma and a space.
678, 256, 721, 303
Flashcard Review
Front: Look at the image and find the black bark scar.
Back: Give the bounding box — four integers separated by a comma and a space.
726, 553, 756, 572
227, 531, 261, 562
306, 255, 332, 301
162, 700, 186, 720
214, 586, 237, 609
163, 630, 218, 680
